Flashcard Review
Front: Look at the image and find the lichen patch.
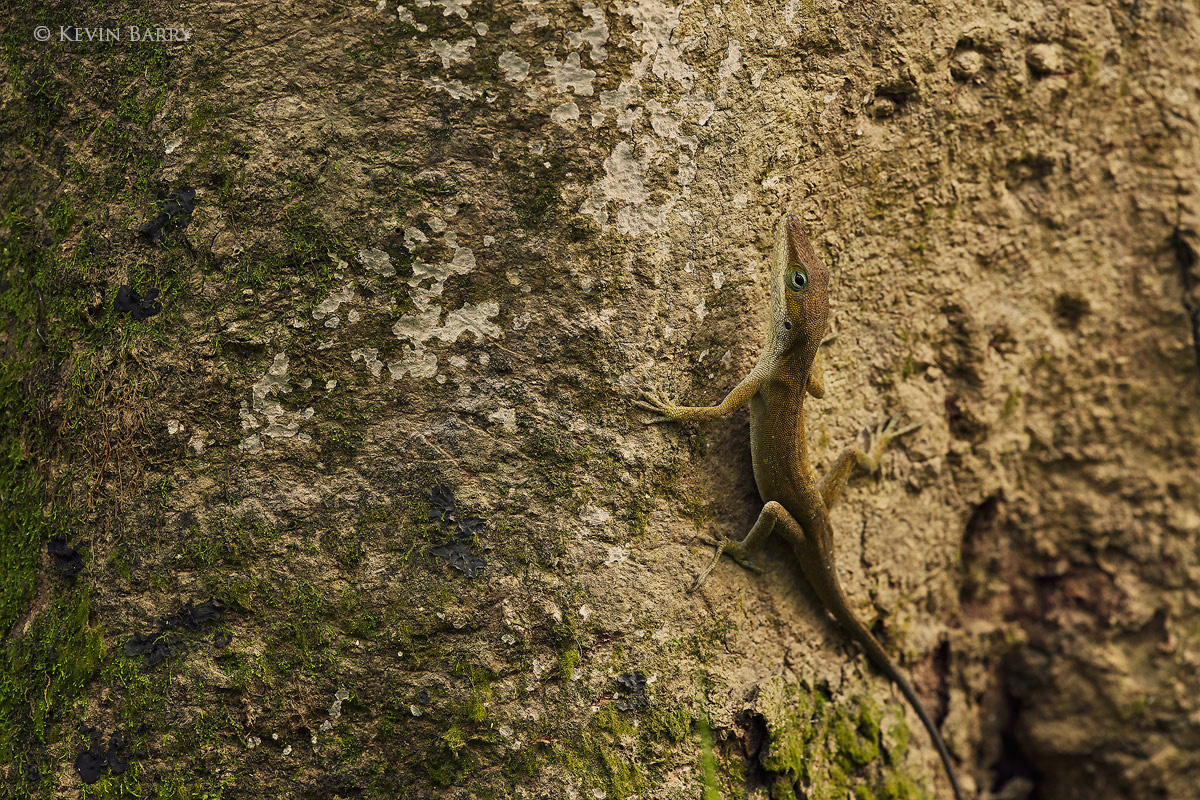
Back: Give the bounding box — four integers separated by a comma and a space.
499, 51, 531, 82
429, 38, 476, 68
545, 53, 597, 96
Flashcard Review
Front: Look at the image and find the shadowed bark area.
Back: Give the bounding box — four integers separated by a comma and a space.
2, 1, 1200, 799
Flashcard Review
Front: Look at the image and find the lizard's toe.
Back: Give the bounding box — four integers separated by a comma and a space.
635, 389, 682, 422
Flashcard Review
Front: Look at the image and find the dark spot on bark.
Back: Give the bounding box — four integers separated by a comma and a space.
74, 731, 133, 784
309, 771, 368, 797
987, 324, 1018, 355
428, 484, 457, 526
163, 598, 225, 630
1006, 152, 1056, 185
124, 631, 183, 667
125, 598, 225, 666
107, 733, 130, 774
137, 186, 196, 244
1170, 230, 1200, 370
487, 348, 514, 373
429, 542, 486, 578
869, 616, 891, 647
47, 535, 83, 577
962, 494, 1002, 555
944, 393, 986, 440
932, 639, 951, 723
74, 746, 105, 784
1053, 292, 1090, 328
938, 301, 984, 385
960, 493, 1006, 609
427, 485, 488, 578
615, 671, 647, 710
113, 285, 162, 320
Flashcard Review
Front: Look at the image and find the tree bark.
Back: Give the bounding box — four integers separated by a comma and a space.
3, 1, 1200, 798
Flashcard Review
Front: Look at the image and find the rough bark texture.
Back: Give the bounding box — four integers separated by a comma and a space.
3, 1, 1200, 799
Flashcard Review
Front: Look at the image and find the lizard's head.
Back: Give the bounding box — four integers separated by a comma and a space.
768, 214, 830, 357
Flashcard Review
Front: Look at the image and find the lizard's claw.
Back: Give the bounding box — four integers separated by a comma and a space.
878, 414, 924, 439
687, 535, 762, 593
633, 389, 681, 424
820, 317, 840, 347
858, 414, 924, 471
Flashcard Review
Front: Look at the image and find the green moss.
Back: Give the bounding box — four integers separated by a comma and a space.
0, 208, 61, 636
758, 681, 925, 800
463, 668, 493, 724
884, 709, 911, 767
558, 645, 581, 682
1077, 51, 1099, 85
0, 592, 105, 772
855, 784, 879, 800
1001, 387, 1022, 418
833, 698, 881, 768
548, 698, 700, 800
0, 190, 123, 790
645, 701, 691, 745
881, 772, 924, 800
425, 724, 471, 787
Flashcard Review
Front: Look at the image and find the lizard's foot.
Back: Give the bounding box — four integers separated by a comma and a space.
687, 536, 761, 593
857, 414, 923, 473
633, 389, 683, 424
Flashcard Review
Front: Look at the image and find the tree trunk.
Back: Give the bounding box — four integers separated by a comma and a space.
3, 1, 1200, 798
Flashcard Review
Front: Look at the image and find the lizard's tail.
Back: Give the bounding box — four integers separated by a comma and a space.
835, 610, 967, 800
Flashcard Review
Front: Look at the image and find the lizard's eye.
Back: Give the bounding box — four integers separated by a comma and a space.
787, 270, 808, 292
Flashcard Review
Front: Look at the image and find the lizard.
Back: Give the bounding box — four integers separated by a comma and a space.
635, 214, 965, 800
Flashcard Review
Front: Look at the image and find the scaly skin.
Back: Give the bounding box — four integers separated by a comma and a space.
636, 214, 965, 800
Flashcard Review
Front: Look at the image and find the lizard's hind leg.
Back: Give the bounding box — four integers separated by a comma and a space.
817, 415, 922, 509
688, 501, 789, 593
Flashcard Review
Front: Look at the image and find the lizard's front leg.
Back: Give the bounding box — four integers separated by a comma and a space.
817, 415, 922, 509
688, 500, 794, 592
806, 331, 837, 399
634, 368, 764, 424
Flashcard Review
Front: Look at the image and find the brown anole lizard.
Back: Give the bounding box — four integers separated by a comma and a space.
636, 214, 965, 800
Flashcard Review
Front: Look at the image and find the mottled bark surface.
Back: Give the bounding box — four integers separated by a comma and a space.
3, 1, 1200, 798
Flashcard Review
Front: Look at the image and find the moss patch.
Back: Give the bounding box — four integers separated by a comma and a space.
755, 678, 924, 800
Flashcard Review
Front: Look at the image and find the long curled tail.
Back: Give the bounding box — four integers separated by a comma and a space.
836, 609, 966, 800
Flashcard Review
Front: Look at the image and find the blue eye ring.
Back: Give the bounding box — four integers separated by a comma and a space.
787, 270, 808, 291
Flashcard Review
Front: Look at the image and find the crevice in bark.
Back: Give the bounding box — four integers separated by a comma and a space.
735, 708, 771, 790
991, 649, 1044, 800
1170, 230, 1200, 371
931, 638, 951, 725
990, 690, 1041, 800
